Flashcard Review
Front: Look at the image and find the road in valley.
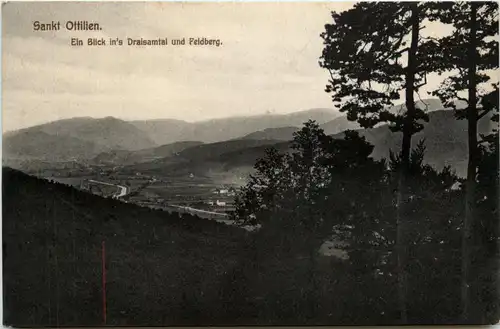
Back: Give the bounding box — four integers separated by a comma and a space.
85, 180, 258, 230
87, 179, 129, 198
114, 185, 128, 197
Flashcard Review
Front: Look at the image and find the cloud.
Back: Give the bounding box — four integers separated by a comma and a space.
2, 2, 354, 131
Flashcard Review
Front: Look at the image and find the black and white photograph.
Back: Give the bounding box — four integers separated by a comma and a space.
2, 1, 499, 326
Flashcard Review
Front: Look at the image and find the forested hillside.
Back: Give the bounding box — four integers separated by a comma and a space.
2, 168, 246, 326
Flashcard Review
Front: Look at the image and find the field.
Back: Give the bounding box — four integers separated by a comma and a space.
41, 166, 238, 213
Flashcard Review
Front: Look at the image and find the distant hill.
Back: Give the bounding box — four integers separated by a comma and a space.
134, 110, 496, 179
127, 118, 194, 145
217, 141, 291, 170
121, 139, 284, 183
4, 109, 339, 166
239, 127, 300, 141
92, 141, 204, 165
2, 167, 246, 326
321, 116, 361, 135
320, 98, 457, 135
235, 99, 453, 142
15, 116, 156, 150
130, 108, 340, 145
3, 99, 470, 171
344, 110, 497, 176
387, 98, 448, 115
3, 117, 157, 162
176, 139, 283, 162
3, 130, 105, 161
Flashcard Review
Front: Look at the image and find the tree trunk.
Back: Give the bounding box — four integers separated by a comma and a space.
462, 2, 478, 322
396, 2, 420, 324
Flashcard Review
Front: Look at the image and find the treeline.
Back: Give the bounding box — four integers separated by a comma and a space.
232, 1, 499, 324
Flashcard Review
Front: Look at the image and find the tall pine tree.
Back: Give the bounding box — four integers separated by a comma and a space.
427, 2, 498, 321
319, 2, 435, 322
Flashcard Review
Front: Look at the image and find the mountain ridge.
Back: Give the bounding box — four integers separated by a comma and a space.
127, 110, 496, 179
3, 99, 476, 171
3, 117, 157, 162
129, 108, 340, 145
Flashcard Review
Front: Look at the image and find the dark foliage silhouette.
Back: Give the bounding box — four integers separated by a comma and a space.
232, 121, 498, 324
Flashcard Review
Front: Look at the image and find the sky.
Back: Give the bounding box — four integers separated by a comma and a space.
2, 2, 457, 132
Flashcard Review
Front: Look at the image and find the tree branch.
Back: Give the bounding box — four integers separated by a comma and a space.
478, 108, 492, 120
374, 33, 408, 64
422, 36, 440, 42
415, 73, 427, 89
396, 47, 410, 55
457, 96, 470, 104
328, 69, 337, 86
416, 90, 429, 112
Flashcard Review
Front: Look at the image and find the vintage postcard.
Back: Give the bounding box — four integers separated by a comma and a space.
2, 1, 499, 326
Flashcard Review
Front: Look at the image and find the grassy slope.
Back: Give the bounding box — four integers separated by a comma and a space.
2, 167, 247, 326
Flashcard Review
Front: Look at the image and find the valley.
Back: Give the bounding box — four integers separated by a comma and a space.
40, 163, 240, 219
5, 102, 496, 218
